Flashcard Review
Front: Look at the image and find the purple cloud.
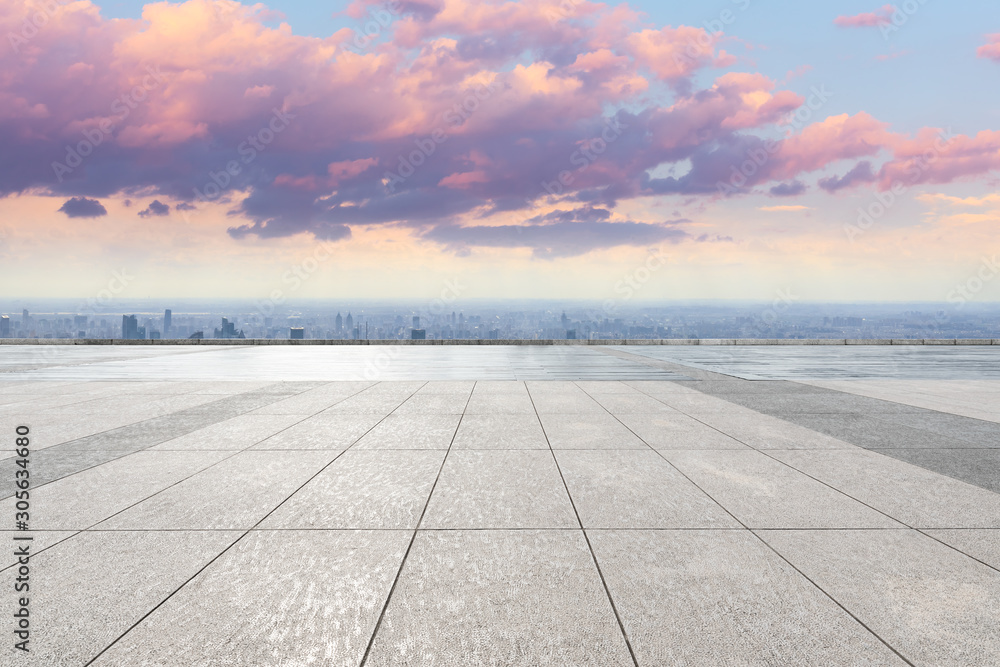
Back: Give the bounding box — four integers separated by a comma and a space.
57, 197, 107, 218
769, 181, 806, 197
138, 200, 170, 217
819, 161, 877, 193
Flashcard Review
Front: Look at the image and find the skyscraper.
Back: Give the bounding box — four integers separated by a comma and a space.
21, 309, 28, 328
335, 312, 342, 332
290, 327, 305, 340
413, 315, 420, 329
0, 315, 9, 338
164, 309, 172, 335
214, 317, 244, 339
345, 312, 353, 332
122, 314, 138, 340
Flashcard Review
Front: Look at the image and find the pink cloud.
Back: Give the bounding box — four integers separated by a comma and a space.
775, 113, 890, 178
878, 128, 1000, 189
626, 26, 734, 84
0, 0, 998, 251
978, 34, 1000, 61
834, 5, 895, 28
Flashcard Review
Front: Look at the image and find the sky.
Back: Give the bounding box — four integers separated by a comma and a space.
1, 0, 1000, 304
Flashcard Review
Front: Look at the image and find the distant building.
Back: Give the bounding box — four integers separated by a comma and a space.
74, 315, 87, 329
566, 329, 576, 339
335, 312, 342, 332
21, 309, 28, 327
149, 330, 161, 340
188, 331, 204, 340
345, 312, 353, 332
290, 327, 305, 340
164, 309, 172, 335
0, 316, 9, 338
122, 315, 139, 340
411, 328, 426, 340
214, 317, 245, 339
413, 315, 420, 329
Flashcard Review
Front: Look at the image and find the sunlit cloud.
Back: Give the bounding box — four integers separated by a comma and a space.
758, 205, 812, 212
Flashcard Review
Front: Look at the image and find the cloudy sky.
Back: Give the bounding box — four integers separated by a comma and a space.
1, 0, 999, 302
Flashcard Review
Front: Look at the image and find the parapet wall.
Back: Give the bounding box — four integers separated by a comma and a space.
1, 338, 999, 346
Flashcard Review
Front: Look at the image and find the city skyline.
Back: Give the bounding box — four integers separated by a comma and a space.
5, 299, 1000, 341
0, 1, 999, 301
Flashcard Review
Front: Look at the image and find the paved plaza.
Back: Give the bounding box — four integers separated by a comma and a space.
1, 345, 999, 666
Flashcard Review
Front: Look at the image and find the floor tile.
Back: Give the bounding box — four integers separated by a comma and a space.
452, 414, 548, 449
464, 392, 536, 414
872, 448, 1000, 494
352, 414, 461, 450
0, 450, 230, 530
251, 413, 382, 450
392, 393, 470, 415
590, 394, 679, 414
663, 450, 903, 529
91, 530, 409, 667
149, 414, 303, 450
616, 412, 749, 449
540, 413, 647, 449
16, 530, 240, 666
260, 450, 445, 529
761, 529, 1000, 667
364, 530, 634, 667
97, 451, 334, 530
556, 450, 739, 529
589, 530, 907, 666
769, 448, 1000, 528
422, 451, 577, 529
0, 530, 76, 568
688, 411, 854, 449
923, 529, 1000, 570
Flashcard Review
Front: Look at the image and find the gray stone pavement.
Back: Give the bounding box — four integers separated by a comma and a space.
0, 346, 998, 665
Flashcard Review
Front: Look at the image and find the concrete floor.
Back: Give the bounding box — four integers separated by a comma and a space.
1, 346, 999, 666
